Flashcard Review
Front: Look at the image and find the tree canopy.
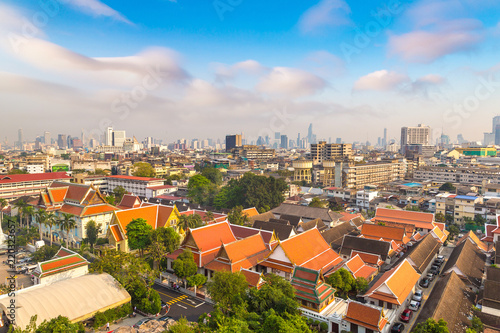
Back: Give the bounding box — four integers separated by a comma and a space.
126, 218, 152, 256
113, 186, 127, 204
413, 318, 450, 333
132, 162, 156, 177
201, 167, 223, 186
187, 175, 217, 206
439, 182, 456, 192
213, 173, 287, 211
172, 249, 198, 282
85, 220, 101, 253
308, 197, 326, 208
227, 206, 249, 226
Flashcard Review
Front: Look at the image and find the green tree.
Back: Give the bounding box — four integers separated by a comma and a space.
43, 212, 58, 246
172, 249, 198, 287
204, 211, 215, 224
201, 167, 223, 186
247, 274, 300, 316
445, 214, 454, 223
325, 268, 355, 295
132, 162, 156, 177
168, 316, 194, 333
447, 224, 460, 239
470, 316, 484, 332
14, 199, 27, 228
105, 195, 116, 205
435, 212, 446, 223
126, 218, 152, 256
439, 182, 456, 192
113, 186, 127, 204
474, 215, 486, 226
34, 210, 48, 242
59, 213, 77, 248
0, 198, 7, 226
32, 244, 59, 262
329, 201, 343, 211
176, 214, 203, 233
23, 206, 35, 229
207, 271, 249, 315
36, 315, 83, 333
187, 174, 215, 205
355, 277, 369, 293
8, 169, 28, 175
309, 197, 326, 208
85, 220, 101, 253
413, 318, 449, 333
227, 206, 249, 226
187, 273, 207, 294
148, 227, 180, 270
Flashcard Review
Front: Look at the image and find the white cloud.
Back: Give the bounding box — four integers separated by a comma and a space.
213, 60, 268, 81
298, 0, 352, 34
353, 70, 410, 91
63, 0, 132, 24
256, 67, 327, 97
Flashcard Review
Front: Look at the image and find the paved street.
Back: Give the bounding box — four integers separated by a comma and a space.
402, 244, 455, 332
153, 283, 214, 322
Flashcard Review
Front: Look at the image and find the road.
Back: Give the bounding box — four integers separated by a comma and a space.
153, 283, 214, 322
402, 245, 455, 332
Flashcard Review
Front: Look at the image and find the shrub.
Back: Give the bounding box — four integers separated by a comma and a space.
320, 322, 328, 332
93, 311, 107, 329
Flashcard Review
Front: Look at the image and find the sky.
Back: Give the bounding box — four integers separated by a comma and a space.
1, 0, 500, 145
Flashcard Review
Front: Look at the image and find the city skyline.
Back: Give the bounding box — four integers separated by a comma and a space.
1, 0, 500, 143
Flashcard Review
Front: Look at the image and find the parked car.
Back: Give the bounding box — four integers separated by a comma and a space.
430, 266, 440, 275
133, 318, 152, 328
409, 300, 421, 311
157, 315, 173, 322
400, 309, 412, 322
419, 278, 430, 288
426, 273, 434, 281
391, 323, 405, 333
436, 255, 445, 263
413, 290, 423, 302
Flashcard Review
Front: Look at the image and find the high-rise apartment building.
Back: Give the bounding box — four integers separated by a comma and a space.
57, 134, 67, 149
44, 131, 50, 145
401, 124, 431, 154
310, 141, 352, 164
280, 135, 288, 149
225, 134, 242, 152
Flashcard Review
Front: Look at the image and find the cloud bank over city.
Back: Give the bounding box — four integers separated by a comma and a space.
1, 0, 500, 144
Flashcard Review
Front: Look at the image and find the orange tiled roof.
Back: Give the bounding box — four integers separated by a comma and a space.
345, 301, 388, 331
157, 205, 175, 228
37, 254, 88, 278
431, 225, 448, 243
110, 225, 124, 242
115, 205, 159, 231
345, 255, 378, 280
456, 231, 488, 252
365, 259, 420, 305
361, 223, 409, 245
82, 205, 118, 216
223, 234, 268, 264
351, 251, 383, 267
188, 221, 236, 252
48, 187, 68, 203
373, 207, 434, 229
280, 228, 343, 273
242, 207, 259, 217
240, 268, 264, 288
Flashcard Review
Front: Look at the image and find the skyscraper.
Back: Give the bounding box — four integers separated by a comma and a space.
493, 116, 500, 145
44, 131, 50, 145
57, 134, 67, 149
17, 128, 23, 150
307, 123, 313, 143
400, 124, 431, 154
225, 134, 242, 152
280, 135, 288, 149
112, 130, 126, 147
383, 128, 387, 148
105, 127, 113, 146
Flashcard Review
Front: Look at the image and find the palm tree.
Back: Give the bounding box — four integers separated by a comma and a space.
13, 200, 26, 228
59, 213, 77, 248
176, 214, 203, 233
34, 210, 48, 242
0, 198, 7, 226
23, 206, 35, 229
204, 211, 215, 224
44, 212, 57, 246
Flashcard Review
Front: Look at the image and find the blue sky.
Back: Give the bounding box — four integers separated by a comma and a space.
1, 0, 500, 145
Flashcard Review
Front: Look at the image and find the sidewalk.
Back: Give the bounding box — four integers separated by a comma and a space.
100, 314, 146, 332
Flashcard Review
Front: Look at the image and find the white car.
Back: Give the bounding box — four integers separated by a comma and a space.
409, 300, 421, 311
413, 290, 423, 302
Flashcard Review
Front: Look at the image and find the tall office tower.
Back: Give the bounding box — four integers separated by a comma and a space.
81, 129, 85, 147
328, 137, 332, 144
265, 135, 270, 146
297, 133, 300, 146
105, 127, 113, 146
336, 138, 342, 144
307, 123, 313, 143
67, 135, 73, 148
383, 128, 387, 148
495, 127, 500, 146
493, 116, 500, 145
225, 134, 242, 152
44, 131, 50, 145
17, 129, 23, 150
400, 124, 431, 153
457, 134, 464, 144
57, 134, 67, 149
274, 132, 281, 140
112, 130, 126, 147
280, 135, 288, 149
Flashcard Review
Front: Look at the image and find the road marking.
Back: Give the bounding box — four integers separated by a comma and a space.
177, 304, 187, 309
155, 289, 201, 308
195, 302, 205, 308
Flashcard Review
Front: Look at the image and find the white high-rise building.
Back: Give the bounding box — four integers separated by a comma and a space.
112, 130, 126, 147
401, 124, 431, 153
105, 127, 113, 146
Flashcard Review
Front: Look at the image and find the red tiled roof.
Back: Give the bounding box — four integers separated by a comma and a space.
373, 207, 434, 229
38, 254, 88, 278
59, 204, 84, 216
48, 187, 68, 203
147, 185, 177, 190
351, 251, 383, 266
107, 175, 164, 182
361, 223, 409, 244
0, 172, 71, 184
51, 182, 90, 203
118, 194, 142, 209
240, 269, 264, 288
157, 205, 175, 228
115, 205, 159, 231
